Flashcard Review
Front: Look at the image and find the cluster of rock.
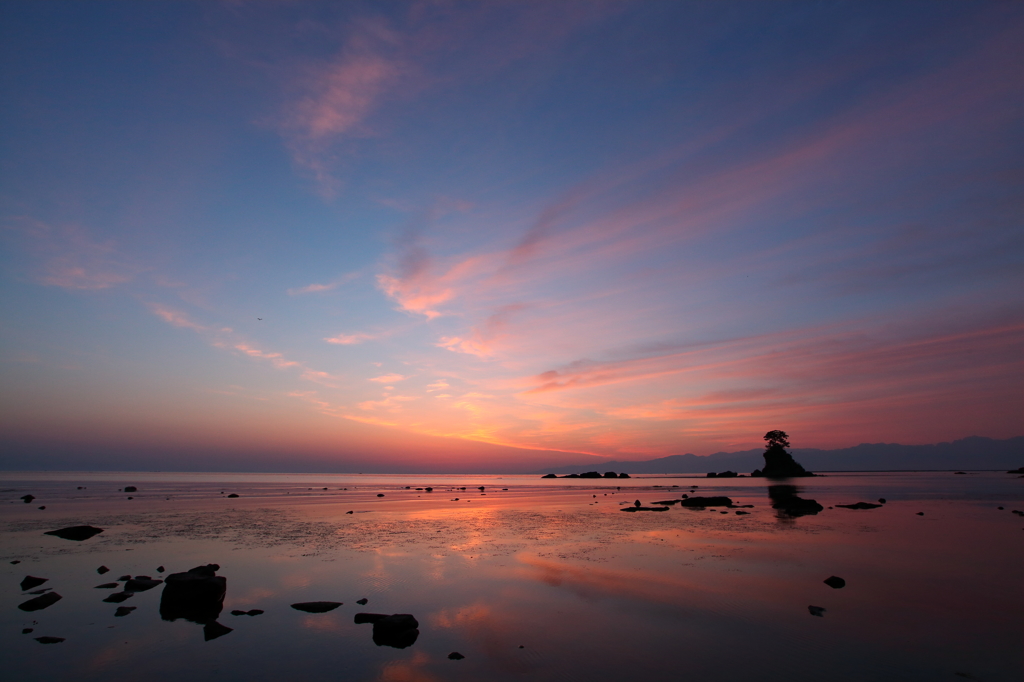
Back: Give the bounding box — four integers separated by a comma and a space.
706, 471, 743, 478
767, 485, 824, 516
542, 471, 630, 479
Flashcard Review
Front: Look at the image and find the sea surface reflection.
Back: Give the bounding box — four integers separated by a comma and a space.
1, 472, 1021, 681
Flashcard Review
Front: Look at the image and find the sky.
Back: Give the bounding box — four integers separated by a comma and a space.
1, 1, 1022, 473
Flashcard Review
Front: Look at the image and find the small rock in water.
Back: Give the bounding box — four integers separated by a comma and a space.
448, 652, 465, 660
97, 565, 110, 574
23, 627, 34, 634
291, 601, 342, 613
21, 576, 48, 591
95, 583, 120, 589
21, 495, 35, 503
117, 575, 132, 581
808, 606, 826, 617
346, 511, 354, 514
103, 591, 134, 603
44, 525, 104, 541
824, 576, 846, 589
916, 512, 924, 516
35, 636, 65, 644
157, 566, 165, 573
28, 588, 51, 594
19, 592, 62, 612
114, 606, 136, 617
377, 494, 384, 497
227, 493, 239, 498
203, 621, 233, 641
124, 486, 137, 493
356, 598, 368, 605
125, 577, 162, 592
38, 506, 46, 509
11, 560, 21, 564
836, 502, 883, 510
230, 609, 264, 616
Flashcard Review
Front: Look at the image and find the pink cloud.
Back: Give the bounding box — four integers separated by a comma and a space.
147, 303, 207, 332
7, 217, 137, 290
324, 332, 377, 345
369, 373, 406, 383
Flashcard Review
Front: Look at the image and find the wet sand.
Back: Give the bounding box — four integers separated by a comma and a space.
2, 473, 1021, 681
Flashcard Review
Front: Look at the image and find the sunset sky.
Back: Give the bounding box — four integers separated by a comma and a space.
1, 1, 1021, 472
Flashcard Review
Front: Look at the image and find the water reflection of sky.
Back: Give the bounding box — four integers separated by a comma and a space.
2, 473, 1021, 681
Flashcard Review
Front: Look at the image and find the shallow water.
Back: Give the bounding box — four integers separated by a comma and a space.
1, 472, 1021, 681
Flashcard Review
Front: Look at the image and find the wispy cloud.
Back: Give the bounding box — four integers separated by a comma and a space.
146, 303, 207, 332
368, 373, 406, 384
324, 332, 378, 345
287, 271, 359, 295
6, 217, 138, 290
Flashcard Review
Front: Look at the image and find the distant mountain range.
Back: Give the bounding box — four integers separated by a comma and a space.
532, 436, 1024, 475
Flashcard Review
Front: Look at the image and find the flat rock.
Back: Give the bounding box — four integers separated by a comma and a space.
291, 601, 342, 613
620, 506, 670, 512
95, 583, 120, 589
448, 652, 465, 660
836, 502, 883, 510
19, 592, 62, 611
118, 574, 132, 581
125, 577, 162, 592
21, 575, 48, 591
44, 525, 104, 541
203, 621, 233, 641
114, 606, 136, 617
824, 576, 846, 589
124, 486, 137, 493
356, 598, 368, 605
21, 495, 35, 503
680, 496, 734, 507
230, 609, 264, 616
808, 606, 826, 617
103, 591, 134, 603
97, 566, 110, 574
35, 636, 65, 644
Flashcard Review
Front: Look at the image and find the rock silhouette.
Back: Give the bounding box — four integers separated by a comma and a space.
354, 613, 420, 649
21, 495, 35, 503
124, 486, 137, 493
97, 565, 110, 574
18, 592, 62, 611
35, 636, 65, 644
125, 577, 162, 592
159, 564, 226, 625
44, 525, 104, 541
680, 496, 734, 507
95, 583, 119, 589
448, 652, 465, 660
291, 601, 342, 613
230, 609, 264, 616
808, 606, 826, 617
114, 606, 136, 617
20, 576, 48, 591
836, 502, 883, 509
751, 430, 814, 478
103, 591, 133, 603
768, 485, 823, 517
824, 576, 846, 589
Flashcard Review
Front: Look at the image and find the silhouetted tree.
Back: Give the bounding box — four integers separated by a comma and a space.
764, 430, 790, 450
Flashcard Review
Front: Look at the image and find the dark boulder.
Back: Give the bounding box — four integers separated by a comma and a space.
618, 473, 630, 478
603, 472, 618, 478
124, 486, 137, 493
356, 598, 368, 605
20, 576, 48, 591
19, 592, 62, 611
227, 494, 239, 498
22, 628, 33, 634
117, 575, 132, 581
768, 485, 823, 517
114, 606, 136, 617
97, 565, 110, 574
35, 636, 65, 644
160, 564, 226, 624
578, 472, 602, 479
823, 576, 846, 589
808, 606, 826, 617
95, 583, 119, 589
355, 613, 420, 649
230, 609, 264, 616
157, 566, 165, 573
21, 494, 35, 503
541, 474, 557, 478
291, 601, 342, 613
836, 502, 883, 510
44, 525, 104, 541
448, 652, 465, 660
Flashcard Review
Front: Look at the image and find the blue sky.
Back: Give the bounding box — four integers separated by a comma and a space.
1, 1, 1021, 472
